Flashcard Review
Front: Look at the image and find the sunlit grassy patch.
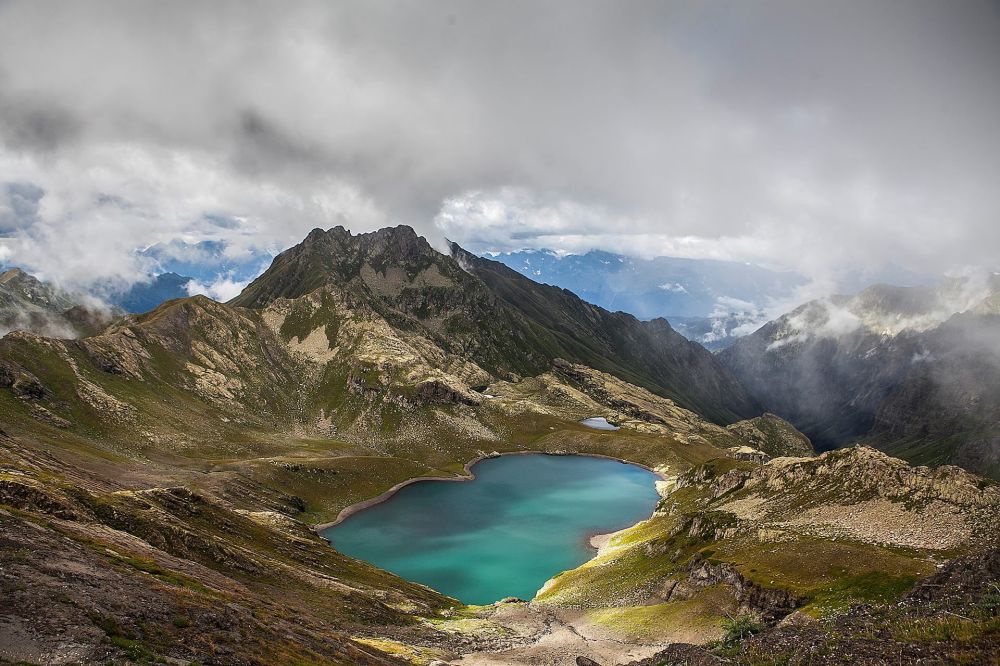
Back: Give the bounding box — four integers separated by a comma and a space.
352, 637, 452, 665
585, 586, 733, 642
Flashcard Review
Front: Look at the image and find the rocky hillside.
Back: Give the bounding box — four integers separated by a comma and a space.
724, 412, 814, 458
0, 267, 114, 338
616, 547, 1000, 666
0, 429, 442, 665
720, 278, 1000, 478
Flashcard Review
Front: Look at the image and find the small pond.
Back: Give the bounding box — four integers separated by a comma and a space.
580, 417, 620, 430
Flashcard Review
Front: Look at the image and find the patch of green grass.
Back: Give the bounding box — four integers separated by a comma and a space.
973, 585, 1000, 618
804, 570, 919, 616
351, 636, 452, 664
109, 635, 157, 661
711, 537, 935, 618
585, 586, 732, 642
892, 614, 1000, 643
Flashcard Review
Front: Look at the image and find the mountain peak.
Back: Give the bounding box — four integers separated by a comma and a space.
0, 267, 31, 284
227, 226, 759, 422
231, 225, 440, 308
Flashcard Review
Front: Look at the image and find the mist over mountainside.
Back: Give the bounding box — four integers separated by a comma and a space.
0, 238, 275, 319
1, 1, 999, 662
108, 241, 276, 312
486, 249, 805, 349
139, 240, 273, 284
0, 267, 117, 338
720, 276, 1000, 478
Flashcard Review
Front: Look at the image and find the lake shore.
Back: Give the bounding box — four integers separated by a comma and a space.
313, 450, 669, 532
588, 531, 614, 550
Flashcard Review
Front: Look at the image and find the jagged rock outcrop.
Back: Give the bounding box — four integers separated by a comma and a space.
627, 548, 1000, 665
696, 447, 1000, 550
667, 555, 801, 622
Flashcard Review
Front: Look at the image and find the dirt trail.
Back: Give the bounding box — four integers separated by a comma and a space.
452, 604, 668, 666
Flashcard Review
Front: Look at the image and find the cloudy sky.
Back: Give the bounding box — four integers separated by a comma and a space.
1, 0, 998, 296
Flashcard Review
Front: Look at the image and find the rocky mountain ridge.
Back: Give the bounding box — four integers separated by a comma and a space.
721, 277, 1000, 478
230, 225, 759, 423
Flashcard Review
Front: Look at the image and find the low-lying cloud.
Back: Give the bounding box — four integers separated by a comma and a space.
185, 277, 251, 303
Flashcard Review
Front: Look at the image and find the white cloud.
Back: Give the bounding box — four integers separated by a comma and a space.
185, 276, 249, 303
0, 0, 996, 296
0, 144, 383, 290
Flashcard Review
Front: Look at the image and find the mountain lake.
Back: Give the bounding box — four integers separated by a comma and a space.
322, 454, 661, 604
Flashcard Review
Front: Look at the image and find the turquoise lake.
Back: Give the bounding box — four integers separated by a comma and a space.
322, 454, 660, 604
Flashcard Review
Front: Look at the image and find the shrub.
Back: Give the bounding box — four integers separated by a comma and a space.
721, 614, 764, 644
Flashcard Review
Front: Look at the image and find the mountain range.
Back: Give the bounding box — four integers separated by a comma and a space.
487, 249, 806, 349
1, 226, 998, 665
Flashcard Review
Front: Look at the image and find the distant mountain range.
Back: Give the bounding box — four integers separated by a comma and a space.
108, 240, 275, 313
486, 249, 806, 348
138, 239, 273, 286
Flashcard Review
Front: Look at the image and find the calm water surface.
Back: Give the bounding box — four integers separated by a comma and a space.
580, 417, 621, 430
322, 454, 660, 604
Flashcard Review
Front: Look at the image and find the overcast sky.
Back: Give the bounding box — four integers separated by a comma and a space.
1, 0, 998, 295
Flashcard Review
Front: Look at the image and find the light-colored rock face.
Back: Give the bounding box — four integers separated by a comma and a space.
261, 287, 491, 408
775, 498, 971, 550
711, 447, 1000, 551
360, 262, 456, 299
